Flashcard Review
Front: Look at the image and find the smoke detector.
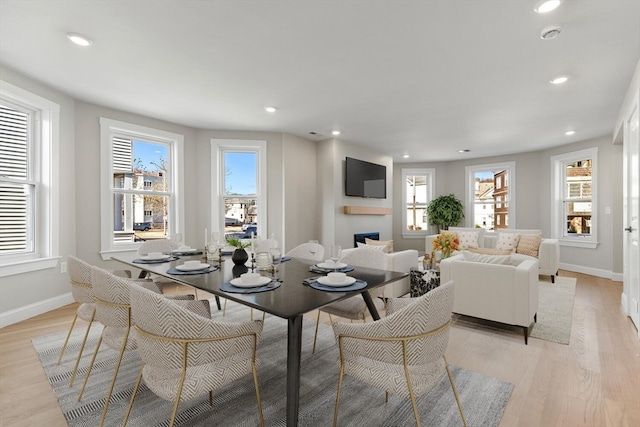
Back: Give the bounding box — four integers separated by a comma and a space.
541, 26, 562, 40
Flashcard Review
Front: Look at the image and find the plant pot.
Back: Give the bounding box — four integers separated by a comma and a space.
232, 248, 249, 265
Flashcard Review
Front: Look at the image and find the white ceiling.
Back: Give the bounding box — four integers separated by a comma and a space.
1, 0, 638, 162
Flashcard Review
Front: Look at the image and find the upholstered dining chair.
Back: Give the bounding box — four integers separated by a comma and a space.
58, 256, 132, 387
312, 248, 387, 353
123, 283, 265, 427
78, 266, 176, 426
286, 241, 325, 262
332, 280, 467, 427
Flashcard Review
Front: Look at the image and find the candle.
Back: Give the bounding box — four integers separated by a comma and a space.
204, 228, 208, 248
250, 231, 255, 253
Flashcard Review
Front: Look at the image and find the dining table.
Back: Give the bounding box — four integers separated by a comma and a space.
111, 251, 408, 427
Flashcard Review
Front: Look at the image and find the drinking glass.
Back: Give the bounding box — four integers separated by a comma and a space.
330, 245, 342, 271
270, 247, 282, 279
308, 240, 319, 259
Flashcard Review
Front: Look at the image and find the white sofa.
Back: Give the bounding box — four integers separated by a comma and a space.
426, 227, 560, 282
340, 247, 418, 298
440, 252, 539, 344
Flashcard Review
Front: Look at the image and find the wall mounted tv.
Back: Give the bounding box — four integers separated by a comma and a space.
345, 157, 387, 199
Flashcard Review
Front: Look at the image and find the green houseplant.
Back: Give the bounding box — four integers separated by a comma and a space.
226, 237, 250, 265
426, 194, 465, 231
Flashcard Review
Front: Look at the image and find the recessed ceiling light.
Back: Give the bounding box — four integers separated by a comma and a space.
264, 106, 277, 113
67, 32, 93, 46
403, 154, 410, 159
534, 0, 561, 14
332, 130, 341, 136
565, 130, 575, 136
458, 149, 470, 153
550, 76, 568, 85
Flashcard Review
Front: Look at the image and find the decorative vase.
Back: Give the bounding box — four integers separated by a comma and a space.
232, 264, 248, 277
232, 248, 248, 265
442, 248, 451, 259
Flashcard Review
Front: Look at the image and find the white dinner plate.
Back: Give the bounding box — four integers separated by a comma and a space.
142, 254, 170, 261
175, 263, 210, 271
230, 276, 272, 288
316, 262, 347, 270
316, 276, 357, 287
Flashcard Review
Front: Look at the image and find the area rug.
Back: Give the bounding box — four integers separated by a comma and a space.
530, 276, 576, 345
33, 301, 513, 426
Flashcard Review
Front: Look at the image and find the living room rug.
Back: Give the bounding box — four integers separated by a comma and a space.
530, 275, 577, 345
33, 301, 513, 426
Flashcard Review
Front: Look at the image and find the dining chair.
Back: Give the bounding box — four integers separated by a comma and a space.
286, 241, 325, 262
58, 256, 132, 387
123, 283, 265, 427
312, 248, 387, 353
332, 280, 467, 427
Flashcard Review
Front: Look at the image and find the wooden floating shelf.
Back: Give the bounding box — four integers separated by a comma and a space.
343, 206, 393, 215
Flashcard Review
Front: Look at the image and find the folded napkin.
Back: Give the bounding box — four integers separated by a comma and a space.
220, 281, 281, 294
166, 265, 219, 275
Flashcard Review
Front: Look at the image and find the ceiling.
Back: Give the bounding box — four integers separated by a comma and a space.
1, 0, 638, 162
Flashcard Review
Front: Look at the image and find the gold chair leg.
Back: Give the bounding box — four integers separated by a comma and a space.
69, 310, 96, 386
444, 356, 468, 427
252, 363, 265, 427
99, 327, 131, 427
333, 365, 345, 427
169, 367, 188, 427
403, 346, 421, 427
312, 310, 322, 354
121, 364, 145, 427
261, 311, 266, 321
57, 313, 79, 365
78, 334, 103, 401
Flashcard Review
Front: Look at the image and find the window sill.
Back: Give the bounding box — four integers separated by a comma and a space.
0, 256, 60, 278
100, 248, 137, 261
558, 239, 598, 249
401, 231, 430, 239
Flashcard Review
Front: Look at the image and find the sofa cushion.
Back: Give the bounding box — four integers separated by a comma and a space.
469, 247, 512, 256
516, 233, 542, 257
495, 233, 520, 253
365, 238, 393, 253
462, 251, 513, 265
455, 231, 480, 250
449, 227, 485, 248
357, 242, 387, 253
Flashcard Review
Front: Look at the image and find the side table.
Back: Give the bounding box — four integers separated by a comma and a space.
409, 268, 441, 297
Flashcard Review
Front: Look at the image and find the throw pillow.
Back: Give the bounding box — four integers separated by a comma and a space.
455, 231, 479, 249
357, 242, 387, 253
469, 247, 512, 256
365, 238, 393, 253
495, 233, 520, 253
516, 233, 542, 257
462, 251, 513, 265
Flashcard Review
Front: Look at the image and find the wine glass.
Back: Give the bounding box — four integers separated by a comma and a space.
308, 240, 319, 260
330, 245, 342, 271
269, 247, 282, 279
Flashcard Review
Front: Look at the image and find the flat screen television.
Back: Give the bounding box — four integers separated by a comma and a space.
345, 157, 387, 199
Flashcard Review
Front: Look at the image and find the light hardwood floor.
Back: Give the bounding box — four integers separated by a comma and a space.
1, 271, 638, 426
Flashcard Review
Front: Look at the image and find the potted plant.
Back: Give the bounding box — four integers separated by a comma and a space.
226, 237, 250, 265
426, 194, 465, 231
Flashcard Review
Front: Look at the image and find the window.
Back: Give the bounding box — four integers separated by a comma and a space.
401, 168, 435, 238
551, 148, 598, 248
0, 81, 59, 277
210, 140, 266, 239
465, 162, 516, 230
100, 118, 184, 259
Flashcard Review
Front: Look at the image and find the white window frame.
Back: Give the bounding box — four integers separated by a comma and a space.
210, 139, 267, 237
551, 147, 598, 249
465, 161, 516, 230
0, 81, 59, 277
99, 118, 184, 260
401, 168, 435, 238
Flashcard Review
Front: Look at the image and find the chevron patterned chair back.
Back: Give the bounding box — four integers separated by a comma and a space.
286, 242, 325, 262
332, 280, 467, 427
122, 283, 265, 427
312, 248, 388, 353
137, 238, 179, 255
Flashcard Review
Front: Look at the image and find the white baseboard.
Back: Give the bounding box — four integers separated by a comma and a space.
558, 262, 617, 280
0, 292, 74, 329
